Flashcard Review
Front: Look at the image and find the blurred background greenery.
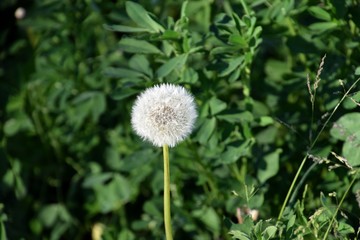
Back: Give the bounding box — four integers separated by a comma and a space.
1, 0, 360, 239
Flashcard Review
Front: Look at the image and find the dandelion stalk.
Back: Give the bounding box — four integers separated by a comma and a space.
131, 84, 197, 238
163, 144, 173, 240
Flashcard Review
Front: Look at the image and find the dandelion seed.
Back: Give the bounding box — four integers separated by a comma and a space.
131, 83, 197, 147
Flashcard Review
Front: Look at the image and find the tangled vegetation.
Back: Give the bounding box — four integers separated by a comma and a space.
1, 0, 360, 239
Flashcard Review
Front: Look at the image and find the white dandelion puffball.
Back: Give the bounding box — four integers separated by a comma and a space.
131, 84, 197, 147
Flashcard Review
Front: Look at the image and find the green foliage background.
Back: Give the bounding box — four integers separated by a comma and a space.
1, 0, 360, 239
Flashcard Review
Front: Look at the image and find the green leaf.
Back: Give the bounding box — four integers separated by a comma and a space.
4, 119, 20, 136
229, 216, 254, 238
158, 30, 181, 40
82, 173, 113, 188
217, 111, 254, 123
355, 67, 360, 75
228, 34, 248, 48
342, 131, 360, 167
343, 91, 360, 109
192, 207, 220, 235
104, 67, 146, 78
263, 226, 277, 239
228, 230, 250, 240
257, 149, 282, 183
125, 1, 164, 33
88, 173, 132, 213
209, 97, 227, 115
337, 221, 355, 235
111, 88, 139, 101
220, 139, 254, 164
287, 214, 296, 231
330, 113, 360, 141
103, 24, 149, 33
119, 38, 162, 54
308, 22, 338, 33
38, 204, 71, 227
257, 116, 274, 126
308, 6, 332, 21
0, 220, 7, 240
129, 54, 153, 78
181, 67, 199, 83
196, 117, 216, 144
219, 56, 245, 77
156, 54, 188, 78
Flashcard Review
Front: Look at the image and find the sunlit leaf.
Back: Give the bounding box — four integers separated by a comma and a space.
119, 38, 162, 54
125, 1, 165, 33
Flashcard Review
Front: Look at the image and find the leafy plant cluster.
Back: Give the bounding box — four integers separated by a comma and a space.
1, 0, 360, 239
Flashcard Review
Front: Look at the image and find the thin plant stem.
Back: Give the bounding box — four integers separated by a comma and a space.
239, 0, 250, 15
323, 169, 359, 240
163, 144, 173, 240
278, 77, 360, 222
277, 154, 308, 221
289, 161, 317, 205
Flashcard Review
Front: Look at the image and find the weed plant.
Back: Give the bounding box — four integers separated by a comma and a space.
1, 0, 360, 239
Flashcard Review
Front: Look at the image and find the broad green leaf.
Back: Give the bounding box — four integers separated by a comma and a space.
118, 229, 135, 240
220, 139, 254, 164
82, 173, 113, 188
111, 88, 139, 101
309, 22, 337, 33
125, 1, 164, 33
103, 24, 149, 33
38, 204, 71, 227
258, 116, 274, 126
287, 214, 296, 231
129, 54, 153, 78
342, 131, 360, 167
330, 113, 360, 141
180, 1, 188, 18
338, 221, 355, 235
228, 34, 248, 48
156, 54, 188, 78
192, 207, 220, 234
308, 6, 332, 21
119, 38, 162, 54
257, 149, 282, 183
196, 117, 216, 144
181, 67, 198, 83
104, 67, 146, 78
343, 91, 360, 109
4, 119, 19, 136
217, 111, 253, 123
159, 30, 181, 40
105, 147, 123, 170
93, 174, 132, 213
229, 216, 254, 237
219, 56, 245, 77
228, 230, 250, 240
355, 67, 360, 75
209, 97, 227, 115
0, 221, 7, 240
211, 46, 240, 55
263, 226, 277, 239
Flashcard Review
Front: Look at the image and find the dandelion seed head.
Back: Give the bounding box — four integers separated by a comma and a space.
131, 83, 197, 147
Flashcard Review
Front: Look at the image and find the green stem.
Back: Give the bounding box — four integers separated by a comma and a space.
239, 0, 250, 15
163, 144, 173, 240
277, 155, 308, 221
323, 170, 359, 240
277, 77, 360, 222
